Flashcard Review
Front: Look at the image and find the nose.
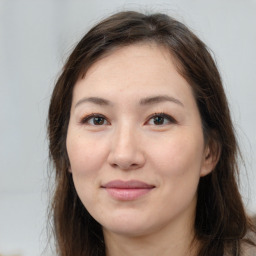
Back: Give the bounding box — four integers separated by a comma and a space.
107, 124, 146, 170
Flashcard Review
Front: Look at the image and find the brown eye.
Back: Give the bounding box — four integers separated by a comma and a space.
153, 116, 165, 125
81, 114, 109, 126
92, 116, 105, 125
147, 113, 177, 126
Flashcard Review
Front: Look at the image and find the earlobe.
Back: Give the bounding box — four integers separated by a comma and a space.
200, 167, 213, 177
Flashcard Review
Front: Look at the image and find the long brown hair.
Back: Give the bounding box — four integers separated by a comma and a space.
48, 11, 255, 256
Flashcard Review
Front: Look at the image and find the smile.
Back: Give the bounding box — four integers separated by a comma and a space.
101, 180, 155, 201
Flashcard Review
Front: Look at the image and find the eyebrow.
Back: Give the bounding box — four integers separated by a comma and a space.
74, 95, 184, 108
139, 95, 184, 107
75, 97, 112, 108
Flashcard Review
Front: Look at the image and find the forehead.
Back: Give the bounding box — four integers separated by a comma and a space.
84, 43, 177, 80
72, 43, 193, 105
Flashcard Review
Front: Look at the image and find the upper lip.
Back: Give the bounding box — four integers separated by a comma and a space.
101, 180, 155, 189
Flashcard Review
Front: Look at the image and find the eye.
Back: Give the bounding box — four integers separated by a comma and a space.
80, 114, 110, 126
146, 113, 176, 126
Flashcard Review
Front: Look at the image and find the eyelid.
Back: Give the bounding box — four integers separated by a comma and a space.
145, 112, 177, 125
79, 113, 110, 125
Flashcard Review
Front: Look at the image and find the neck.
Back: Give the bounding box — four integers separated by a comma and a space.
103, 217, 199, 256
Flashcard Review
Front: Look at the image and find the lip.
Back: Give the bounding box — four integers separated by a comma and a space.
101, 180, 155, 201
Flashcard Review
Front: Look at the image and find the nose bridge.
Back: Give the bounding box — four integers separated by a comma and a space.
108, 121, 145, 169
113, 121, 137, 158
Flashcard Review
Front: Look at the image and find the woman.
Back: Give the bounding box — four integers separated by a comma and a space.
48, 11, 256, 256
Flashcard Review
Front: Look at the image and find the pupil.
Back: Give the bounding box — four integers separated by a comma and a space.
154, 116, 163, 125
93, 117, 104, 125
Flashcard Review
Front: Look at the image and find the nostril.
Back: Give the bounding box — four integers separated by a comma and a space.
111, 163, 119, 168
110, 162, 143, 171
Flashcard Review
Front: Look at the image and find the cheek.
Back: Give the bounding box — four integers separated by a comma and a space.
66, 131, 107, 208
67, 131, 103, 171
151, 132, 204, 211
149, 131, 204, 179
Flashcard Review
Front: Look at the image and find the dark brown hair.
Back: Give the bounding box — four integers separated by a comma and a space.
48, 11, 255, 256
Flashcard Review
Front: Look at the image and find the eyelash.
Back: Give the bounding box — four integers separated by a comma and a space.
80, 113, 110, 126
146, 112, 177, 125
79, 112, 177, 126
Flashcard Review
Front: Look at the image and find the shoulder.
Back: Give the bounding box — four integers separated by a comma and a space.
240, 243, 256, 256
224, 231, 256, 256
241, 231, 256, 256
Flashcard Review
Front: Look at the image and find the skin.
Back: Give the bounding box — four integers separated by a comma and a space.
66, 43, 216, 256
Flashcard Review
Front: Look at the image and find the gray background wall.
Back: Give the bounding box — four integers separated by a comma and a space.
0, 0, 255, 255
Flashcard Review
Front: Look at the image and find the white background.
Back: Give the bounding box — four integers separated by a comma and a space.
0, 0, 255, 255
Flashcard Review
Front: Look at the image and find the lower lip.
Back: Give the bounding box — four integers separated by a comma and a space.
104, 188, 153, 201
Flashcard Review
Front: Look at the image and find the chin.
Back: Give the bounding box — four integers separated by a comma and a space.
101, 214, 161, 238
103, 224, 151, 238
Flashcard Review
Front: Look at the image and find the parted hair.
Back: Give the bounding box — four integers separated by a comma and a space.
48, 11, 255, 256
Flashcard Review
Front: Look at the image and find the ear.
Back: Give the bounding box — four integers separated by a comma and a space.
200, 140, 221, 177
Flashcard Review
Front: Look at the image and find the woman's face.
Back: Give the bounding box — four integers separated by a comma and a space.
66, 44, 213, 238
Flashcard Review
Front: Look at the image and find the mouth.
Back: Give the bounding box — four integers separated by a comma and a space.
101, 180, 155, 201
